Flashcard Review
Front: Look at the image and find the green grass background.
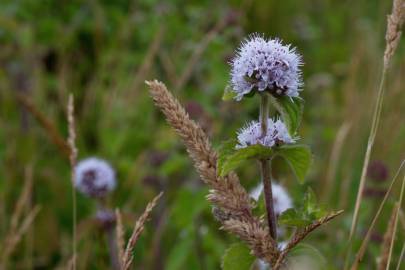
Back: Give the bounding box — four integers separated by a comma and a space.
0, 0, 404, 269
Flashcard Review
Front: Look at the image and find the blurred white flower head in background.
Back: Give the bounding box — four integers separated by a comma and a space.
74, 157, 116, 198
250, 182, 293, 216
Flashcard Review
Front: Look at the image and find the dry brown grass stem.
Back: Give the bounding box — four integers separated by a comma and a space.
158, 51, 177, 86
130, 27, 164, 95
146, 80, 342, 267
175, 17, 228, 90
115, 209, 125, 268
350, 160, 405, 269
395, 243, 405, 270
273, 210, 344, 269
322, 122, 351, 202
16, 93, 71, 159
0, 205, 41, 267
385, 173, 405, 269
67, 94, 78, 169
384, 0, 405, 68
10, 166, 33, 233
399, 209, 405, 231
378, 204, 399, 270
0, 167, 39, 268
121, 192, 163, 270
67, 94, 78, 270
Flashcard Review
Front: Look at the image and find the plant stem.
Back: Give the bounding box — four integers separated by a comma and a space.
260, 93, 269, 137
260, 159, 278, 240
97, 201, 120, 270
106, 224, 121, 270
259, 93, 277, 240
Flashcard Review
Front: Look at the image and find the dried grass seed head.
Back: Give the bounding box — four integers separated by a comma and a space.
74, 157, 116, 198
230, 34, 303, 100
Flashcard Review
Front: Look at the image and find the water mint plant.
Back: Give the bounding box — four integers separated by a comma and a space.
147, 33, 342, 269
218, 34, 343, 268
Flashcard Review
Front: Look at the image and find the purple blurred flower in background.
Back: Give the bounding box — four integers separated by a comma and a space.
74, 157, 116, 198
367, 160, 389, 182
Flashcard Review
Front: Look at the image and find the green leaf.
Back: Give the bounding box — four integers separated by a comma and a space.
170, 189, 209, 228
303, 188, 328, 219
275, 144, 312, 184
221, 243, 255, 270
287, 244, 327, 270
218, 143, 273, 176
303, 187, 317, 214
269, 95, 304, 135
222, 85, 237, 101
280, 189, 331, 229
217, 139, 238, 175
166, 232, 194, 270
278, 208, 312, 227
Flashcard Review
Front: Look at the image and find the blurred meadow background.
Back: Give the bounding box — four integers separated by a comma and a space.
0, 0, 404, 269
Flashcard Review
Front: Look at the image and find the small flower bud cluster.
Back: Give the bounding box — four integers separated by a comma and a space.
236, 119, 295, 149
74, 157, 116, 198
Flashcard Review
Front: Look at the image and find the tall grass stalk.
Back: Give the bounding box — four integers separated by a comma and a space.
395, 243, 405, 270
350, 160, 405, 269
349, 69, 387, 241
67, 94, 78, 270
350, 0, 405, 241
322, 122, 351, 202
385, 173, 405, 269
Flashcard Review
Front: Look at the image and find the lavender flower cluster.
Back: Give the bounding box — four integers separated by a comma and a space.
230, 34, 303, 101
236, 119, 295, 149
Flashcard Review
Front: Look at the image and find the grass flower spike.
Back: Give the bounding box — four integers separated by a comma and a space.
236, 119, 295, 149
230, 34, 303, 100
74, 157, 116, 198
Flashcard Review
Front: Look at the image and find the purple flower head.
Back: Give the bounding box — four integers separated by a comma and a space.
367, 160, 389, 182
74, 157, 116, 198
96, 209, 116, 229
230, 34, 303, 100
236, 118, 295, 149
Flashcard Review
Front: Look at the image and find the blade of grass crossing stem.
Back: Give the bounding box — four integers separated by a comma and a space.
349, 160, 405, 270
386, 172, 405, 269
395, 243, 405, 270
350, 70, 387, 241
